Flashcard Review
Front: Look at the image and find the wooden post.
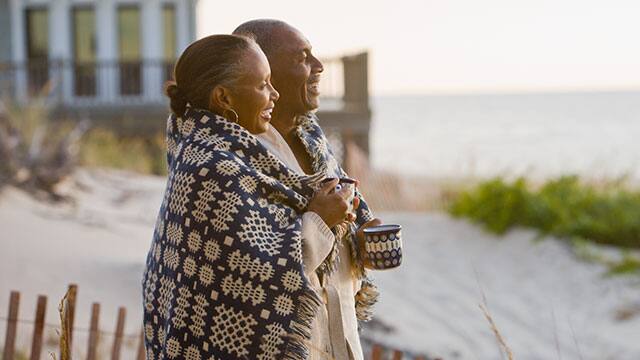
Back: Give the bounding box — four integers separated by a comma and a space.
65, 284, 78, 350
391, 349, 403, 360
370, 343, 384, 360
342, 52, 369, 110
87, 303, 100, 360
59, 284, 77, 360
111, 307, 126, 360
58, 285, 75, 360
3, 291, 20, 360
30, 295, 47, 360
341, 52, 371, 156
136, 328, 146, 360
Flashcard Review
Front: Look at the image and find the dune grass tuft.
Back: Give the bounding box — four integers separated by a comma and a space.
449, 176, 640, 250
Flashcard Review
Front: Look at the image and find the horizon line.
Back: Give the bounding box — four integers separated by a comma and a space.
371, 86, 640, 97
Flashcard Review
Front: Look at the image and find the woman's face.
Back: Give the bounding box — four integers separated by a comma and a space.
229, 46, 280, 134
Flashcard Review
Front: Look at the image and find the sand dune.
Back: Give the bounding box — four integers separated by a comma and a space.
1, 169, 639, 359
365, 213, 640, 359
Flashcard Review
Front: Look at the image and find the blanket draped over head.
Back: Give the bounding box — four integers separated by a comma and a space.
143, 108, 376, 360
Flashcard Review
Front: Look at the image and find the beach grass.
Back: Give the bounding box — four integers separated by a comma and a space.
79, 129, 167, 175
448, 176, 640, 273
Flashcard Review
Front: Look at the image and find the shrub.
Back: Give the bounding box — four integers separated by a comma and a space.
0, 99, 89, 198
449, 176, 640, 249
79, 129, 166, 175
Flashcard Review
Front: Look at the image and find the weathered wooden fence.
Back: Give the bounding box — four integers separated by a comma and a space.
2, 284, 145, 360
2, 284, 433, 360
369, 343, 431, 360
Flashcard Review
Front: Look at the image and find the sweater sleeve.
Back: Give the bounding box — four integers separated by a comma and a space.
301, 212, 336, 274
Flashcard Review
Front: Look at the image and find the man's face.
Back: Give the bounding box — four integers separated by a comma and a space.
268, 26, 324, 115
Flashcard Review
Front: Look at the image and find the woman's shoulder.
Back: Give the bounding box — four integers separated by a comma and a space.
173, 145, 253, 174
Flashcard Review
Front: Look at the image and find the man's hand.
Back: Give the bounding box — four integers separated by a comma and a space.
356, 218, 382, 269
349, 195, 361, 223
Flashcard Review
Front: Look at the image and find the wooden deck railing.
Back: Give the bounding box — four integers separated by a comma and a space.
0, 53, 367, 114
0, 53, 372, 158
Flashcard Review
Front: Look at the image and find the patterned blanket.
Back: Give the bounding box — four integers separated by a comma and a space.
142, 108, 374, 360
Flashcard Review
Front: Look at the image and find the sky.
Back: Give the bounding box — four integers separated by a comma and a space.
197, 0, 640, 95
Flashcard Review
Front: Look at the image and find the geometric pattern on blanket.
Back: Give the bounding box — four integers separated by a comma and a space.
142, 108, 373, 360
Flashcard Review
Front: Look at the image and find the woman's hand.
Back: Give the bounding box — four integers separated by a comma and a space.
308, 178, 355, 228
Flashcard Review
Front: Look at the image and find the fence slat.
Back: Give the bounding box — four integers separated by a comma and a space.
30, 295, 47, 360
371, 343, 384, 360
59, 284, 77, 360
392, 349, 403, 360
136, 328, 146, 360
87, 303, 101, 360
65, 284, 78, 349
111, 307, 126, 360
3, 291, 20, 360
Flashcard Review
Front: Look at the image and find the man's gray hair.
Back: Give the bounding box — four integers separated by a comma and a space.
232, 19, 290, 56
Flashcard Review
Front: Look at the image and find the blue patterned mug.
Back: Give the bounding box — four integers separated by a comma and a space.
363, 224, 403, 270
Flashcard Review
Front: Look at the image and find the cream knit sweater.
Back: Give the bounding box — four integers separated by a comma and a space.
256, 125, 363, 360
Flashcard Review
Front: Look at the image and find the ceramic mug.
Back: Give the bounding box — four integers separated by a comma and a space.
362, 224, 403, 270
322, 177, 357, 213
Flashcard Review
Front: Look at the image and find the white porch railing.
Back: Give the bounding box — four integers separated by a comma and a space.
0, 54, 361, 110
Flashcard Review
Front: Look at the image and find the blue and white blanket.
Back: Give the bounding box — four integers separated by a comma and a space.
142, 108, 375, 360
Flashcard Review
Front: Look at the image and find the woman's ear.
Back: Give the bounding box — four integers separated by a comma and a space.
209, 85, 234, 112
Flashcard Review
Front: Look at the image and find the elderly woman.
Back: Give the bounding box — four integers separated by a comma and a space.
142, 34, 357, 360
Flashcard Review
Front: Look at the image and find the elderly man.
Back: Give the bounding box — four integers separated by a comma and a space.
234, 20, 381, 360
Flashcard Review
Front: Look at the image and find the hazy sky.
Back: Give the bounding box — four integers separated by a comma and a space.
197, 0, 640, 95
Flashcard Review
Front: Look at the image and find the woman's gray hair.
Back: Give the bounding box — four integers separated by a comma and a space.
165, 34, 261, 116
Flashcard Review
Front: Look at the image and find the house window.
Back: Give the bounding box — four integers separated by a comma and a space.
117, 6, 141, 95
72, 7, 96, 96
162, 4, 177, 83
25, 7, 48, 95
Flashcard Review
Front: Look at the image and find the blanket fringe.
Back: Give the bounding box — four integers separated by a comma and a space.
315, 223, 348, 280
346, 225, 366, 280
344, 225, 379, 322
355, 278, 379, 322
282, 286, 323, 360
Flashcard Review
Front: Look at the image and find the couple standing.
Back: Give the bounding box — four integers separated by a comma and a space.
143, 19, 383, 360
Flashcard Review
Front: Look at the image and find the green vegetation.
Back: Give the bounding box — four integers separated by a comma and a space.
79, 129, 167, 175
572, 238, 640, 275
450, 176, 640, 259
607, 254, 640, 275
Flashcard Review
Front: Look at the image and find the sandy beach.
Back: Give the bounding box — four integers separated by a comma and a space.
363, 213, 640, 359
1, 169, 639, 359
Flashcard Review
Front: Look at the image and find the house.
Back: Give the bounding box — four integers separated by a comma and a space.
1, 0, 197, 119
0, 0, 371, 156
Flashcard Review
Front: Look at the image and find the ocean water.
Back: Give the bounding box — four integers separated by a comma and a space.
370, 91, 640, 180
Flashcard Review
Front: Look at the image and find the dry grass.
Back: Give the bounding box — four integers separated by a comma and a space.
0, 99, 89, 199
474, 272, 514, 360
79, 129, 166, 175
478, 302, 514, 360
